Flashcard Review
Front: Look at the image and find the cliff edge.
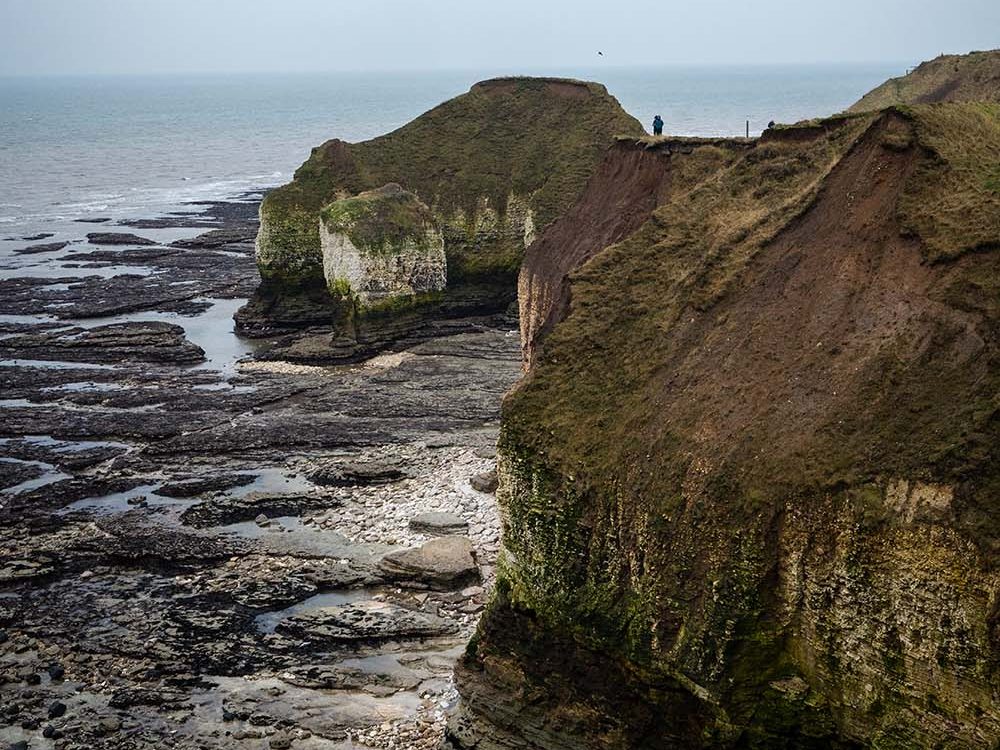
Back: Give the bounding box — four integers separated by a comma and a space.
851, 49, 1000, 111
236, 77, 643, 357
451, 102, 1000, 748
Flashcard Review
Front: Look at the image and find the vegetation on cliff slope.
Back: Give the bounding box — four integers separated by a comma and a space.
898, 102, 1000, 259
460, 104, 1000, 748
850, 49, 1000, 111
258, 77, 644, 288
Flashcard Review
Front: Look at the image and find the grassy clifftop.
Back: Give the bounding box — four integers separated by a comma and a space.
851, 49, 1000, 111
320, 183, 438, 257
457, 103, 1000, 748
257, 77, 644, 288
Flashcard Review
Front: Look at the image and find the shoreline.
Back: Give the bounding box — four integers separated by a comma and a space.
0, 193, 517, 749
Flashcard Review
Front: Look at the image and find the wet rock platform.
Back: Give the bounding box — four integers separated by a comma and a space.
0, 197, 520, 750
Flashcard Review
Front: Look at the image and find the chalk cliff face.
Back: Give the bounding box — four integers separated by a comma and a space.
319, 184, 446, 306
851, 49, 1000, 111
236, 77, 644, 351
450, 103, 1000, 748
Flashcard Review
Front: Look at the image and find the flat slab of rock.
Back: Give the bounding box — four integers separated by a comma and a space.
157, 473, 256, 498
180, 492, 330, 528
14, 241, 69, 255
379, 536, 478, 589
277, 600, 457, 643
171, 226, 258, 249
470, 469, 498, 494
0, 321, 205, 364
86, 232, 157, 246
284, 659, 428, 691
409, 512, 469, 536
307, 460, 406, 487
8, 232, 54, 241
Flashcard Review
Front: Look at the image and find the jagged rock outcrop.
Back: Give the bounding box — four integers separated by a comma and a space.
851, 49, 1000, 111
450, 103, 1000, 748
236, 77, 644, 356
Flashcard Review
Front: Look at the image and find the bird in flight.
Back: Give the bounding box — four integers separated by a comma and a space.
597, 51, 604, 56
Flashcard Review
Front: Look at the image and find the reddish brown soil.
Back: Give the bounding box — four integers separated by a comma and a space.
518, 142, 675, 369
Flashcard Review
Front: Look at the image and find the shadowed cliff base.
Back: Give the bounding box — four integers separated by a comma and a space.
235, 77, 644, 362
448, 101, 1000, 748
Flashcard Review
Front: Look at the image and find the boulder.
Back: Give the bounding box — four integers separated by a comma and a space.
47, 701, 67, 719
379, 536, 478, 589
469, 469, 498, 494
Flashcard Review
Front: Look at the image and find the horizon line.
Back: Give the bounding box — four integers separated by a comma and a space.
0, 59, 920, 80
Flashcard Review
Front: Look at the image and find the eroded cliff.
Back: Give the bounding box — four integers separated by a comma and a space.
236, 77, 644, 355
851, 49, 1000, 111
451, 103, 1000, 748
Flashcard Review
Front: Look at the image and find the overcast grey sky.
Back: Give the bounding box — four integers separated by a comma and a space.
0, 0, 997, 76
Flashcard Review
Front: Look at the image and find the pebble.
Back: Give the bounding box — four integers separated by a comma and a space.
312, 445, 502, 573
47, 701, 67, 719
97, 717, 121, 734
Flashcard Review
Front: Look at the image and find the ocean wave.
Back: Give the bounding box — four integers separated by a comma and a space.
3, 172, 282, 231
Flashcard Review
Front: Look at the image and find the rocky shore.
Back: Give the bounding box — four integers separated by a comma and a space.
0, 195, 520, 749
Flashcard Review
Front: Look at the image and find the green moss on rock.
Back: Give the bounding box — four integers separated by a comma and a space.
320, 183, 437, 256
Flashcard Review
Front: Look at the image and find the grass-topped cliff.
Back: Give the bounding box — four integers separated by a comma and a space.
851, 49, 1000, 111
242, 77, 643, 340
451, 103, 1000, 749
320, 184, 438, 259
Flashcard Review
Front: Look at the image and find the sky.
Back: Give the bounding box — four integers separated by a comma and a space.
0, 0, 997, 76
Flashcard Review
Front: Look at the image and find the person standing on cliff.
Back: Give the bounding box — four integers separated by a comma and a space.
652, 114, 664, 136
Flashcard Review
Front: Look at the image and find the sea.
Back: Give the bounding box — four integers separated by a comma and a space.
0, 64, 904, 244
